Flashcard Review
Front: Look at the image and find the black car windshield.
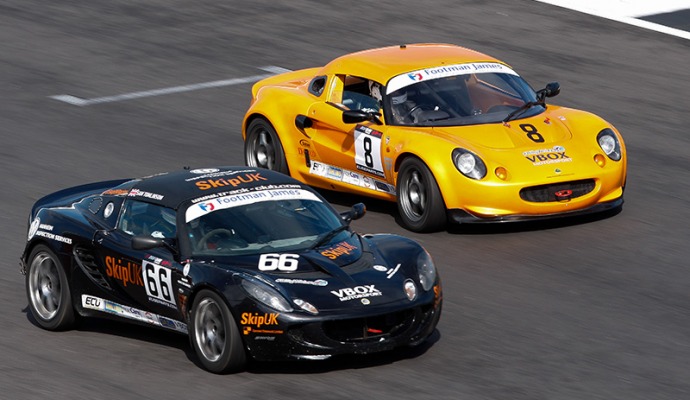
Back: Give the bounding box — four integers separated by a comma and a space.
182, 188, 345, 257
384, 62, 542, 126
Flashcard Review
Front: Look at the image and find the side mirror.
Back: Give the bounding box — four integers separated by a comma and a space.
544, 82, 560, 98
340, 203, 366, 223
132, 235, 165, 250
342, 110, 382, 125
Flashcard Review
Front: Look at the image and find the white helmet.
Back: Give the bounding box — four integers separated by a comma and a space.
369, 81, 383, 102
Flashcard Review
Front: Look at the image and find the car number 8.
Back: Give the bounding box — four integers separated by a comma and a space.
258, 254, 299, 271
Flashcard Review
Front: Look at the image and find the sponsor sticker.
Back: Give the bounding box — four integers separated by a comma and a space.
387, 62, 518, 94
194, 172, 267, 190
190, 168, 220, 174
28, 217, 40, 241
331, 285, 382, 302
320, 241, 357, 260
81, 295, 187, 333
185, 188, 321, 222
105, 256, 143, 287
128, 188, 164, 201
275, 278, 328, 286
522, 146, 572, 166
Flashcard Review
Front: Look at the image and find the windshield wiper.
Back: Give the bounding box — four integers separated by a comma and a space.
502, 100, 542, 123
309, 225, 350, 250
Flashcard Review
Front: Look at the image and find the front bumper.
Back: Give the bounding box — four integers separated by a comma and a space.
243, 295, 442, 362
448, 196, 623, 224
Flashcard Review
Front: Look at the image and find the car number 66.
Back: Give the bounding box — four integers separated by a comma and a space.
143, 261, 175, 304
258, 254, 299, 271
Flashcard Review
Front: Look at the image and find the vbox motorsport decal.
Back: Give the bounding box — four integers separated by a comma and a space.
331, 285, 382, 302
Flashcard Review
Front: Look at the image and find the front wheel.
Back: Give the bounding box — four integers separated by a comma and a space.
244, 118, 289, 174
396, 157, 447, 232
190, 289, 247, 374
26, 245, 76, 330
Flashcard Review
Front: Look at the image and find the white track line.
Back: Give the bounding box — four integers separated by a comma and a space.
534, 0, 690, 40
50, 66, 291, 106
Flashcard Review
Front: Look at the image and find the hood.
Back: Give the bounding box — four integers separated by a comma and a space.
204, 233, 426, 312
432, 113, 573, 150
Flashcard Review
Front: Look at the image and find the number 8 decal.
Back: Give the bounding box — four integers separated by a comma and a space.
520, 123, 545, 143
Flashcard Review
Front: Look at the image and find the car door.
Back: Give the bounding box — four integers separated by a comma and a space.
93, 199, 185, 321
306, 74, 393, 188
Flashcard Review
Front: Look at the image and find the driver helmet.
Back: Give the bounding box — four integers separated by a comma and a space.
391, 91, 407, 105
369, 80, 383, 103
161, 207, 176, 226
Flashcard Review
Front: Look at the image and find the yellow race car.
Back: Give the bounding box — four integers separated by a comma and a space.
242, 44, 626, 232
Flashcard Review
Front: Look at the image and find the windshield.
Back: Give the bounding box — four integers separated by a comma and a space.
183, 188, 344, 257
384, 62, 542, 126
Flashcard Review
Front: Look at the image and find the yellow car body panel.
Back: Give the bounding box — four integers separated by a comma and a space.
242, 44, 626, 231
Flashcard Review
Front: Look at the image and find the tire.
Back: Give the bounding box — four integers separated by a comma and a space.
244, 118, 289, 175
26, 245, 75, 330
396, 157, 447, 232
189, 289, 247, 374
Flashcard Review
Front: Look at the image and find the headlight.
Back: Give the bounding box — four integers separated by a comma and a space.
597, 129, 622, 161
452, 148, 487, 179
241, 277, 293, 312
417, 251, 437, 291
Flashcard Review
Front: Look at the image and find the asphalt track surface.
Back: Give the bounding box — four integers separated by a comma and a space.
2, 1, 689, 399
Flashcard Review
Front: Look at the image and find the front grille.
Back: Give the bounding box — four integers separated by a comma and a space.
520, 179, 595, 203
323, 309, 415, 343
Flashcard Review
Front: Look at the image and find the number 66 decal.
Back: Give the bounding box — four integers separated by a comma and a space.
258, 253, 299, 271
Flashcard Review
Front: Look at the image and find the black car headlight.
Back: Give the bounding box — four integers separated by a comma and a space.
241, 277, 293, 312
417, 251, 437, 291
452, 148, 487, 179
597, 129, 622, 161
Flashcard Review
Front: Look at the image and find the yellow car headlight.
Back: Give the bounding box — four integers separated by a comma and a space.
452, 148, 487, 179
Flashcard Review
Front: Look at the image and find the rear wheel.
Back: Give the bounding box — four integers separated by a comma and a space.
190, 289, 246, 374
397, 157, 447, 232
244, 118, 289, 174
26, 245, 75, 330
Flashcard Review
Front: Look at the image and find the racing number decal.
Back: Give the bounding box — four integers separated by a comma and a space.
520, 123, 545, 143
354, 126, 385, 177
143, 260, 175, 305
258, 254, 299, 271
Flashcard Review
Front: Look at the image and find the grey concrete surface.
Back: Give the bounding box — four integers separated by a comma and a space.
1, 1, 689, 399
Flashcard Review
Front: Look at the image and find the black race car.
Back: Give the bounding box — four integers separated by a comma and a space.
21, 166, 442, 373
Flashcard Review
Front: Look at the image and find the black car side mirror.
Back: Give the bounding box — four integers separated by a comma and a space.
342, 110, 382, 125
340, 203, 366, 223
544, 82, 560, 98
132, 235, 165, 250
